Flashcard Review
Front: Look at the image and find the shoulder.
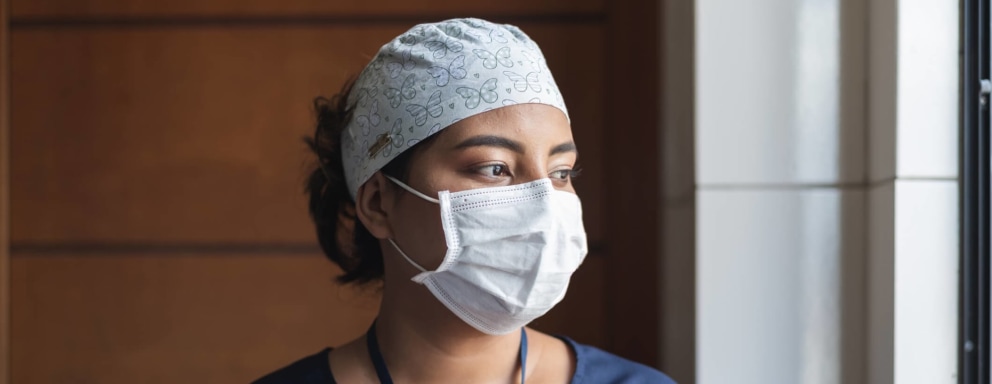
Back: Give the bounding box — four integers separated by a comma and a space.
563, 338, 677, 384
252, 348, 335, 384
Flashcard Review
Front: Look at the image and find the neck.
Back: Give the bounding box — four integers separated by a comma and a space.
372, 279, 523, 383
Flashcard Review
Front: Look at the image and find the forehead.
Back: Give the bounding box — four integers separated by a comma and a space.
432, 103, 574, 146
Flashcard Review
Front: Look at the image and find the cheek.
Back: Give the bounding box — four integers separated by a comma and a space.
562, 172, 579, 193
393, 199, 449, 270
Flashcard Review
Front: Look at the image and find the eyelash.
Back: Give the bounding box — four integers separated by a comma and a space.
551, 168, 582, 181
477, 164, 510, 177
473, 164, 582, 183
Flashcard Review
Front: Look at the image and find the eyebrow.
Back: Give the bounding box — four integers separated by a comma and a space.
453, 135, 578, 156
454, 135, 525, 154
549, 141, 577, 156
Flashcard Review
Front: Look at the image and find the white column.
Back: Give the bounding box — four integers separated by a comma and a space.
695, 0, 866, 383
867, 0, 959, 383
693, 0, 960, 383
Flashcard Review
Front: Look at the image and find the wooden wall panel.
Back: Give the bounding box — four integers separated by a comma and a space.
10, 24, 604, 245
0, 146, 6, 374
11, 253, 380, 383
604, 0, 661, 366
9, 18, 615, 382
1, 0, 10, 381
11, 0, 602, 19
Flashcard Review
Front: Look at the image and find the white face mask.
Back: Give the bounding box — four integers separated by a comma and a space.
383, 175, 589, 335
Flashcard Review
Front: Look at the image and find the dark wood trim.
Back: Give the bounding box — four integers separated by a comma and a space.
603, 0, 661, 367
8, 12, 606, 29
658, 0, 695, 381
10, 242, 322, 255
8, 241, 607, 256
1, 0, 11, 380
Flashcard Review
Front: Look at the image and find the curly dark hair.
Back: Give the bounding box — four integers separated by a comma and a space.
303, 79, 436, 284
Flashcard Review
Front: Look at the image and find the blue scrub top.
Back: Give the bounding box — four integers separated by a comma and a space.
254, 336, 676, 384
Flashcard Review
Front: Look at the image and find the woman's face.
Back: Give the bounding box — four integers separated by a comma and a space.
367, 103, 578, 273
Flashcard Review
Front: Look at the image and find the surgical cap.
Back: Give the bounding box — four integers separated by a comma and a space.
341, 18, 569, 198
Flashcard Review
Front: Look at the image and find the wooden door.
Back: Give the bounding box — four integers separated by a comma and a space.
4, 1, 660, 382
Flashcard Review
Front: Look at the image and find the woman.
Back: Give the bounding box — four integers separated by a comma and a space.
256, 18, 675, 383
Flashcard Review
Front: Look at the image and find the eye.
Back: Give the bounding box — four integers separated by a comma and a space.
475, 164, 510, 178
550, 169, 571, 180
550, 167, 582, 182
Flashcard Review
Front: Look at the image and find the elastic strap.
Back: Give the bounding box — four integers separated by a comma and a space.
387, 238, 428, 273
520, 327, 528, 383
366, 320, 394, 384
383, 174, 440, 204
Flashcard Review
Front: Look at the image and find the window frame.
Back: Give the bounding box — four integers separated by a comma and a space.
961, 0, 990, 382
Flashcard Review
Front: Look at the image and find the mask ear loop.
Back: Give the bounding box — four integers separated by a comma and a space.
387, 238, 428, 273
381, 174, 437, 273
382, 174, 440, 204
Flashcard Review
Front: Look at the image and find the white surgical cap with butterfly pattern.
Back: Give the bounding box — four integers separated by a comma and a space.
341, 18, 569, 198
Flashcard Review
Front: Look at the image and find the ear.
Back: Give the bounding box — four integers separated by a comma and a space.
355, 172, 399, 240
